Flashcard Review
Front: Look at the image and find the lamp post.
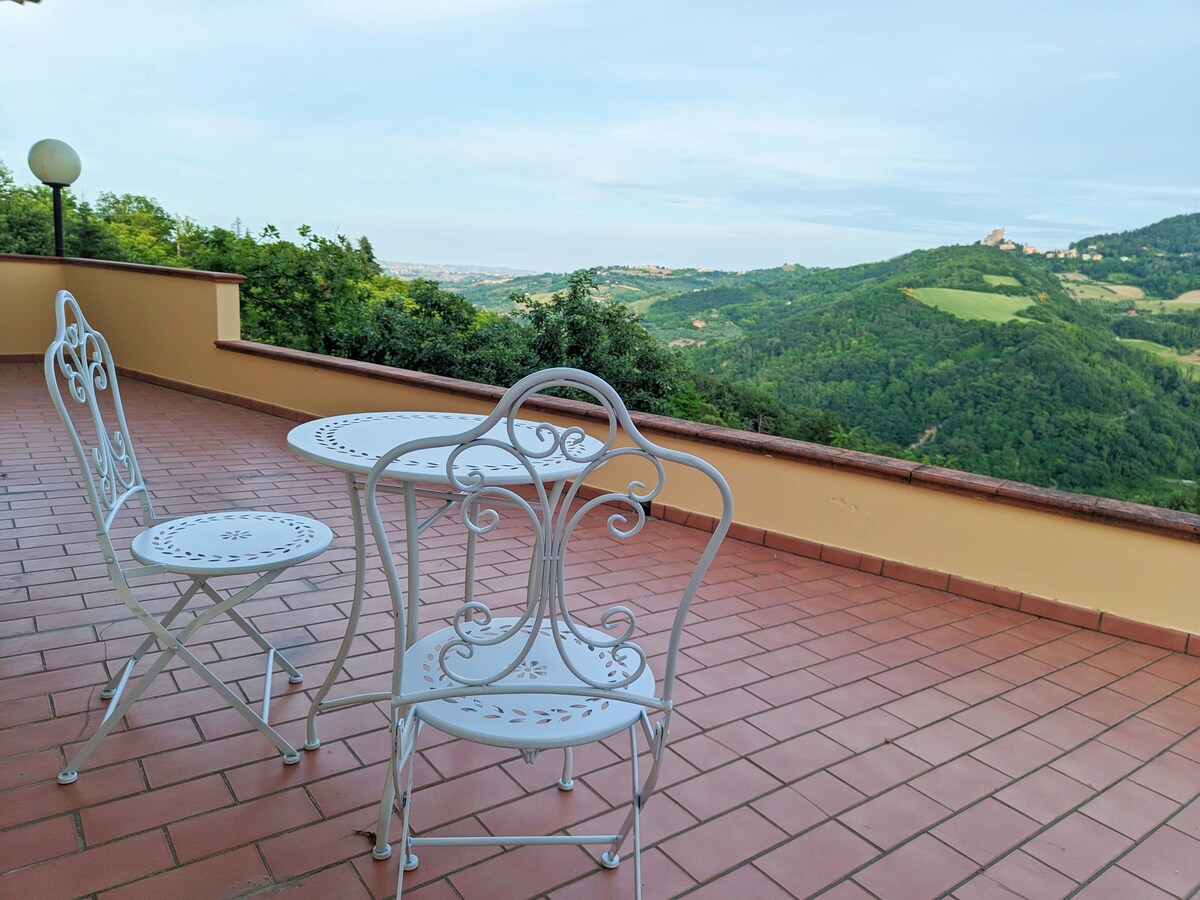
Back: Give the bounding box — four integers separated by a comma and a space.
28, 139, 81, 257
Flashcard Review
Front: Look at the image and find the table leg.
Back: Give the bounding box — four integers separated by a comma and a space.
305, 471, 368, 750
404, 480, 420, 649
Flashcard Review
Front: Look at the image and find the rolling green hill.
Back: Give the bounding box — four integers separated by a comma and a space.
653, 242, 1200, 503
9, 148, 1200, 508
1048, 212, 1200, 299
466, 219, 1200, 505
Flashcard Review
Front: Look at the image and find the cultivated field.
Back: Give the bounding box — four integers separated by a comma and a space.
1061, 279, 1125, 302
1107, 284, 1145, 299
911, 287, 1034, 322
1134, 297, 1200, 314
982, 274, 1021, 287
1058, 274, 1146, 302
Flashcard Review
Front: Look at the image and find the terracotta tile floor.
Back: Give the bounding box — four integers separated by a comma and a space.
4, 361, 1200, 898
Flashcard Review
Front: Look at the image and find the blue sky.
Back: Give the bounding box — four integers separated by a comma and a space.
2, 1, 1198, 273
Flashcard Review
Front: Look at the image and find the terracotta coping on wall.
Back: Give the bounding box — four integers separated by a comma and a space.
1, 252, 246, 283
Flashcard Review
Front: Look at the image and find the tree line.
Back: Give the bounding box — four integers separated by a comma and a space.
0, 160, 871, 449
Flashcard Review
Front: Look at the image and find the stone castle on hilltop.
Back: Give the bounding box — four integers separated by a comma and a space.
979, 227, 1102, 261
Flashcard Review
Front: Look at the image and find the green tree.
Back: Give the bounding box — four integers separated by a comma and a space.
94, 193, 180, 265
356, 235, 382, 275
0, 161, 54, 255
519, 269, 686, 414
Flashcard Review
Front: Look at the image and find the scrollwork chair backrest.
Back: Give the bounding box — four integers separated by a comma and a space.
44, 290, 156, 540
366, 366, 734, 712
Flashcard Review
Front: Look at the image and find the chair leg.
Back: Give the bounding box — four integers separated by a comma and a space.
198, 581, 303, 682
167, 573, 302, 762
559, 746, 575, 790
394, 739, 420, 900
179, 642, 301, 761
63, 570, 302, 783
59, 643, 178, 783
99, 584, 200, 698
373, 757, 397, 861
374, 710, 420, 860
630, 727, 643, 900
602, 719, 666, 900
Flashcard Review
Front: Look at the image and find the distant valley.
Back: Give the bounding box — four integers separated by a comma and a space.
379, 260, 537, 284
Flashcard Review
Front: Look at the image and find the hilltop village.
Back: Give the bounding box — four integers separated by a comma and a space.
980, 227, 1105, 261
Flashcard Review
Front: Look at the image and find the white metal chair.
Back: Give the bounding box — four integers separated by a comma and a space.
365, 367, 733, 898
44, 290, 333, 784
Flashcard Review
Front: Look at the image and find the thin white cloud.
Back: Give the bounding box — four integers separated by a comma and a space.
1, 0, 1198, 271
398, 106, 969, 220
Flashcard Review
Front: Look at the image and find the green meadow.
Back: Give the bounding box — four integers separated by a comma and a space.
911, 287, 1034, 323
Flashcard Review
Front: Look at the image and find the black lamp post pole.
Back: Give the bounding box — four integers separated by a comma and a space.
28, 140, 80, 257
51, 184, 65, 257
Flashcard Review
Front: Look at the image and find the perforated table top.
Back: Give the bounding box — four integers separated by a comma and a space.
287, 411, 601, 485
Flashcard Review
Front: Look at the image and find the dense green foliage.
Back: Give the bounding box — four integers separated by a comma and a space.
0, 162, 124, 259
664, 244, 1200, 502
1078, 213, 1200, 258
517, 270, 686, 414
0, 160, 852, 440
10, 156, 1200, 507
1111, 309, 1200, 352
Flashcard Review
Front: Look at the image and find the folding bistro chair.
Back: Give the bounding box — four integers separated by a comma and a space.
44, 290, 332, 784
365, 367, 733, 898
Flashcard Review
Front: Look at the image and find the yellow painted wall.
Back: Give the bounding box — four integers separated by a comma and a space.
666, 439, 1196, 633
60, 266, 241, 387
3, 255, 1197, 636
0, 258, 65, 354
1, 258, 241, 377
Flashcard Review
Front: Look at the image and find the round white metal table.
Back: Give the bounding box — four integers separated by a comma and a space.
287, 411, 600, 749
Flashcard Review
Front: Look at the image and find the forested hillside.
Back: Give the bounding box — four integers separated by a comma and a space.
7, 155, 1200, 508
650, 232, 1200, 505
0, 160, 862, 451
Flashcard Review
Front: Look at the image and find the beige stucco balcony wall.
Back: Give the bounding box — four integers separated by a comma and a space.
1, 255, 66, 354
3, 254, 1197, 650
